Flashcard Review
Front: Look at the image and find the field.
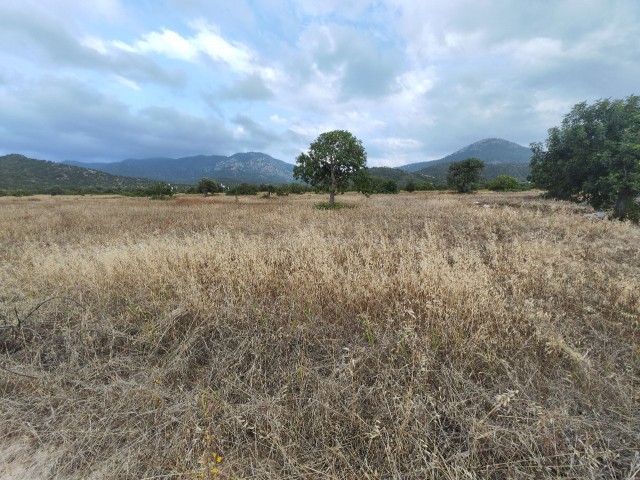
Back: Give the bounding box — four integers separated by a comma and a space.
1, 191, 638, 479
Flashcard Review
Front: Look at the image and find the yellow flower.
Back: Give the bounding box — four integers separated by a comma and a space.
211, 467, 219, 474
216, 456, 222, 463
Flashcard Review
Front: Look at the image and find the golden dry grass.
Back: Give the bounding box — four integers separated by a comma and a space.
1, 191, 639, 479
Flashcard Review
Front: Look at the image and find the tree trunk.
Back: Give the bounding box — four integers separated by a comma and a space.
329, 166, 336, 207
613, 188, 632, 220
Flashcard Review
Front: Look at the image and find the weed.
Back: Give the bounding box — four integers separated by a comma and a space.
0, 192, 638, 478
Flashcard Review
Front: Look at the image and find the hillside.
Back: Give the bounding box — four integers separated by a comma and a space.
401, 138, 532, 175
367, 167, 436, 187
417, 161, 531, 184
0, 154, 152, 193
66, 152, 295, 185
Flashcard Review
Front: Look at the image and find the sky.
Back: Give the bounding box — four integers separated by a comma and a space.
0, 0, 638, 167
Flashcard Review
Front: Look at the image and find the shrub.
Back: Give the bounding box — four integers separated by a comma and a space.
225, 183, 260, 196
488, 175, 523, 192
197, 178, 224, 195
146, 182, 174, 198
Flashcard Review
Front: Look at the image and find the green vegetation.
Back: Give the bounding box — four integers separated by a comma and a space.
294, 130, 367, 207
411, 161, 530, 185
353, 171, 401, 195
447, 157, 485, 193
65, 152, 295, 186
401, 138, 532, 173
487, 175, 529, 191
0, 154, 153, 195
314, 201, 357, 210
366, 166, 435, 189
530, 95, 640, 220
225, 183, 260, 196
197, 178, 224, 195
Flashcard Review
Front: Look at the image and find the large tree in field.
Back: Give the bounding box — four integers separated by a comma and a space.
447, 157, 485, 193
294, 130, 367, 207
530, 95, 640, 220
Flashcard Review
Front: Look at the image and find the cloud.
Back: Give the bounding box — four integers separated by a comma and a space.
190, 21, 256, 73
111, 22, 258, 75
1, 0, 639, 167
296, 24, 402, 100
216, 74, 274, 101
134, 29, 199, 61
232, 114, 280, 147
0, 77, 237, 161
0, 6, 184, 87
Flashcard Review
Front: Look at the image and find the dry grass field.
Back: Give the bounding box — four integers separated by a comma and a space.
1, 191, 638, 479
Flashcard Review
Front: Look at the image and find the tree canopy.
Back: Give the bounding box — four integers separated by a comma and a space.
447, 157, 485, 193
197, 177, 223, 195
293, 130, 367, 206
530, 95, 640, 219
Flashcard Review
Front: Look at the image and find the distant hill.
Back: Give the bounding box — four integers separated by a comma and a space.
65, 152, 295, 185
412, 161, 531, 184
0, 154, 152, 193
398, 138, 532, 183
367, 167, 437, 187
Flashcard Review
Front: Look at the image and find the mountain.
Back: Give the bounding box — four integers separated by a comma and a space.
414, 161, 530, 184
0, 154, 152, 193
398, 138, 533, 183
400, 138, 532, 172
65, 152, 295, 185
367, 167, 436, 187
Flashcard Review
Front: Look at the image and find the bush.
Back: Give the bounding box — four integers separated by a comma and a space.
488, 175, 523, 192
366, 177, 399, 194
146, 182, 174, 198
625, 198, 640, 223
415, 181, 436, 191
288, 183, 310, 194
197, 178, 224, 195
225, 183, 260, 196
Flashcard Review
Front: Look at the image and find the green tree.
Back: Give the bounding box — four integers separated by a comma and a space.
197, 177, 223, 195
405, 180, 416, 192
447, 157, 485, 193
294, 130, 367, 207
146, 182, 174, 198
488, 175, 522, 191
530, 95, 640, 220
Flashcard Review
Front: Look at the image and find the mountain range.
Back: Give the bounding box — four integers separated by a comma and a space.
1, 138, 533, 193
64, 152, 295, 186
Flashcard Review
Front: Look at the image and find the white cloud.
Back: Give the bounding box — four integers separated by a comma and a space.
81, 36, 109, 55
394, 68, 436, 103
106, 21, 261, 76
269, 114, 287, 125
190, 21, 255, 73
134, 29, 198, 61
114, 75, 140, 91
372, 137, 422, 149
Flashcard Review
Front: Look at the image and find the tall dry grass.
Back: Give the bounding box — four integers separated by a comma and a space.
1, 192, 638, 479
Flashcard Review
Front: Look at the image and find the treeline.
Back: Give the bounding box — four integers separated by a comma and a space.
0, 175, 530, 198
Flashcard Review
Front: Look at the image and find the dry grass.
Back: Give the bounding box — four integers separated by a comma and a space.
1, 191, 638, 479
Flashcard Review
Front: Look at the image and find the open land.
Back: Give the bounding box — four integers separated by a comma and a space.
0, 191, 639, 479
